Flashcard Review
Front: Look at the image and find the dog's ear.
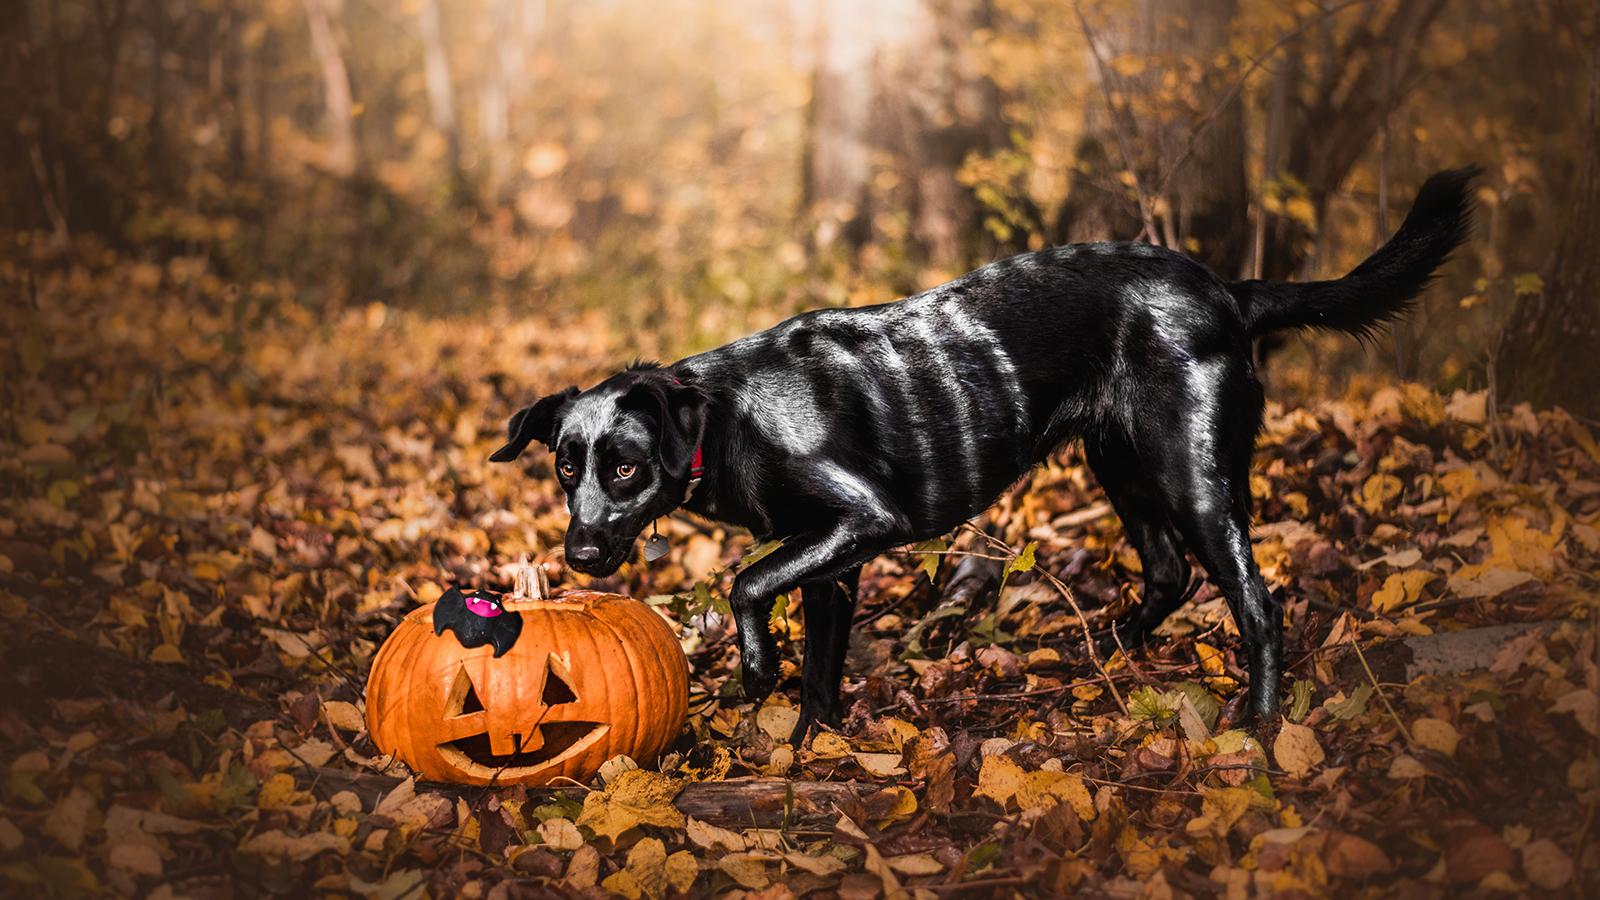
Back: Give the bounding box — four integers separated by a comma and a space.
489, 387, 578, 462
622, 377, 708, 481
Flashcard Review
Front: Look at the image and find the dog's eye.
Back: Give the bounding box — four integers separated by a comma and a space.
615, 463, 637, 480
558, 461, 576, 479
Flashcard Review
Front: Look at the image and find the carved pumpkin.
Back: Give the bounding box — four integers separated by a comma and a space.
365, 588, 689, 786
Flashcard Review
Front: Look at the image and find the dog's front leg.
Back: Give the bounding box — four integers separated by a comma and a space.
727, 515, 892, 714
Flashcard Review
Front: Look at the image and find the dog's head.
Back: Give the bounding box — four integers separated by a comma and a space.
489, 365, 708, 576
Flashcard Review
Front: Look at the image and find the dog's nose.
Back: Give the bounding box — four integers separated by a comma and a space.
568, 544, 602, 565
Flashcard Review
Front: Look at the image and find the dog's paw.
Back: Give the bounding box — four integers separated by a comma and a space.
788, 704, 842, 746
740, 660, 780, 704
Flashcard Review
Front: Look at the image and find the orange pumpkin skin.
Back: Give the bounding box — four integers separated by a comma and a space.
365, 590, 688, 786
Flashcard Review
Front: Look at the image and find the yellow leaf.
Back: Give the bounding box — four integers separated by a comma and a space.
1370, 571, 1435, 614
1411, 718, 1460, 756
809, 732, 851, 759
1359, 474, 1404, 515
975, 754, 1095, 819
149, 644, 184, 664
1196, 642, 1225, 675
685, 817, 745, 852
576, 769, 684, 841
322, 700, 365, 732
715, 852, 771, 889
1273, 722, 1324, 778
853, 752, 907, 778
974, 753, 1026, 807
754, 702, 798, 742
664, 850, 698, 894
1184, 786, 1253, 838
1447, 565, 1535, 600
601, 837, 668, 900
870, 786, 918, 829
257, 772, 307, 811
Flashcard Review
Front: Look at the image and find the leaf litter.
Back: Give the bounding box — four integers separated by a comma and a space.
0, 256, 1596, 895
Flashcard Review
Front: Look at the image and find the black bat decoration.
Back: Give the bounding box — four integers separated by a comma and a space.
433, 587, 523, 657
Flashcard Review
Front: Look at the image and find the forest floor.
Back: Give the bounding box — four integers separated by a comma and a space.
2, 253, 1598, 898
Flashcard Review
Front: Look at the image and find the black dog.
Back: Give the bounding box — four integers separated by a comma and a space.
491, 168, 1475, 741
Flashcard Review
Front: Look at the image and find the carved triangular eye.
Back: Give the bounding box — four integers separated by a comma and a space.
542, 654, 578, 705
461, 680, 485, 714
446, 665, 483, 718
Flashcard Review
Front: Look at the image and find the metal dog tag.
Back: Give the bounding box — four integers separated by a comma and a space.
642, 532, 670, 563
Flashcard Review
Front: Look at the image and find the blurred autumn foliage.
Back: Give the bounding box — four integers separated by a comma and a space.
6, 0, 1599, 402
3, 0, 1600, 896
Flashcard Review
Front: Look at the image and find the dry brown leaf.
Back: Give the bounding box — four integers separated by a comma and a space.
1273, 722, 1324, 778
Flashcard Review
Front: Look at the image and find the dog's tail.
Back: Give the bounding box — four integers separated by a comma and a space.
1229, 167, 1478, 340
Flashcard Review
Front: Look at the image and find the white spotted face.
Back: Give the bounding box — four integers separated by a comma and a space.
550, 388, 670, 575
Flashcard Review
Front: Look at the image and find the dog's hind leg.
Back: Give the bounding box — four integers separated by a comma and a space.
1131, 359, 1282, 724
1084, 434, 1191, 651
792, 564, 863, 744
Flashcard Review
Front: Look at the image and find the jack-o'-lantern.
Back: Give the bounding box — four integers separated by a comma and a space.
365, 566, 688, 786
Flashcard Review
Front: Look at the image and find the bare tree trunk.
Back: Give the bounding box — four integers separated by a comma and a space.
480, 0, 518, 203
804, 0, 883, 253
302, 0, 358, 178
416, 0, 466, 198
804, 0, 1000, 269
1496, 27, 1600, 417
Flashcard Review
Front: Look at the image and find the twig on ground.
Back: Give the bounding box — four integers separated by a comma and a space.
1349, 631, 1414, 746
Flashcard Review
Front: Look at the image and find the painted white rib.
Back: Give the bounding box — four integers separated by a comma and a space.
945, 304, 1029, 433
905, 315, 982, 503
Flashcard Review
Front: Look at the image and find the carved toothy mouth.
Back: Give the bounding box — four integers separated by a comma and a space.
441, 721, 610, 771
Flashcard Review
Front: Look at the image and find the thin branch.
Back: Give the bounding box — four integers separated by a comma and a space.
1071, 0, 1161, 244
1152, 0, 1375, 204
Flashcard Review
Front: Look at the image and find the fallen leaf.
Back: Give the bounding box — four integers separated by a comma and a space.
538, 817, 583, 851
1273, 722, 1324, 778
576, 769, 684, 841
1387, 755, 1428, 779
44, 788, 97, 852
853, 752, 907, 778
1411, 718, 1460, 756
240, 829, 351, 861
1370, 571, 1435, 614
602, 837, 669, 900
1552, 688, 1598, 736
685, 816, 745, 852
716, 852, 772, 889
1521, 837, 1573, 890
755, 703, 799, 742
1324, 831, 1394, 878
1185, 787, 1253, 839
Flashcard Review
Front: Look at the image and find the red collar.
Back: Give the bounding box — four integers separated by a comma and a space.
671, 374, 705, 495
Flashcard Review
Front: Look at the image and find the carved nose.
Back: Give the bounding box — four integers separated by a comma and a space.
568, 544, 601, 565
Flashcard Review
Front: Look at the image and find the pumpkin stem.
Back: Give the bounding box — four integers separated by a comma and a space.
508, 555, 549, 606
